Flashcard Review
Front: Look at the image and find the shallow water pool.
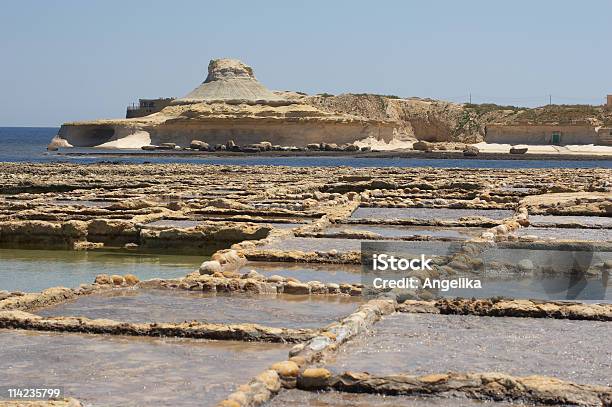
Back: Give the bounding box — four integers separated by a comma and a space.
0, 249, 201, 292
326, 224, 486, 240
351, 207, 514, 221
37, 288, 361, 328
143, 219, 204, 228
0, 329, 290, 407
529, 215, 612, 228
327, 313, 612, 386
268, 390, 525, 407
239, 262, 362, 284
514, 226, 612, 241
437, 275, 611, 303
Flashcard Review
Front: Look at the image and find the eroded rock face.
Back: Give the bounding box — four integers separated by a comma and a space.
0, 220, 87, 249
321, 371, 612, 407
177, 58, 286, 104
50, 59, 397, 149
0, 285, 101, 312
307, 95, 494, 143
139, 223, 270, 253
0, 310, 317, 343
205, 58, 255, 81
398, 298, 612, 321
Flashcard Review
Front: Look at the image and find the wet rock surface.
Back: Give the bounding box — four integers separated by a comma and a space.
0, 400, 83, 407
0, 329, 291, 406
35, 289, 361, 329
0, 310, 315, 343
238, 262, 362, 284
0, 285, 104, 312
351, 207, 514, 221
399, 298, 612, 321
321, 372, 612, 407
327, 313, 612, 386
0, 162, 610, 407
267, 389, 526, 406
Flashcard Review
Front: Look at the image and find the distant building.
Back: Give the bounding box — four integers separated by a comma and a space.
485, 96, 612, 146
598, 127, 612, 145
126, 98, 175, 118
485, 123, 601, 145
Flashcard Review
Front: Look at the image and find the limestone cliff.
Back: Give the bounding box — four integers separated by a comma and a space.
304, 94, 612, 143
50, 58, 611, 150
49, 59, 396, 150
304, 94, 513, 143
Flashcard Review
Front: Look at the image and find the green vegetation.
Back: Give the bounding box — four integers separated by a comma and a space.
350, 93, 401, 99
515, 104, 600, 124
463, 103, 607, 125
464, 103, 524, 115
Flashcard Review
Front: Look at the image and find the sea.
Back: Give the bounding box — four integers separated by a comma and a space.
1, 127, 611, 169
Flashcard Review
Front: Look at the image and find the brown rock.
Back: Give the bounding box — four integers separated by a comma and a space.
510, 146, 528, 154
266, 275, 285, 283
270, 361, 299, 377
199, 260, 222, 275
226, 391, 247, 405
321, 331, 337, 340
94, 274, 112, 285
283, 281, 310, 295
419, 373, 449, 383
298, 368, 332, 390
463, 145, 479, 156
222, 270, 241, 279
255, 369, 281, 392
349, 286, 362, 296
124, 274, 140, 285
413, 141, 432, 151
217, 400, 241, 407
289, 356, 307, 367
111, 275, 125, 285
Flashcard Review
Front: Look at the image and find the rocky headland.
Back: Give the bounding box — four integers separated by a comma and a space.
49, 59, 396, 151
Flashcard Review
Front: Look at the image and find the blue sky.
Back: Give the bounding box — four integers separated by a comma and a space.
1, 0, 611, 126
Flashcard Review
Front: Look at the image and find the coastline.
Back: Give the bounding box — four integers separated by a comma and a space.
57, 149, 612, 161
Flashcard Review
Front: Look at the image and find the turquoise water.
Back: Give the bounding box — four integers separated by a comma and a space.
0, 249, 201, 292
1, 127, 611, 168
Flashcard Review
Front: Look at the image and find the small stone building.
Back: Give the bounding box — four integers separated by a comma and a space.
597, 127, 612, 145
485, 123, 599, 145
126, 98, 175, 118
